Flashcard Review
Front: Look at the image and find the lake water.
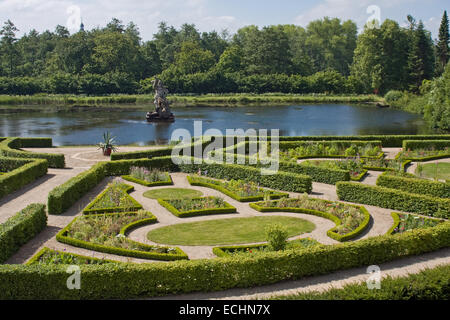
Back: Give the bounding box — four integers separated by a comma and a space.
0, 104, 433, 146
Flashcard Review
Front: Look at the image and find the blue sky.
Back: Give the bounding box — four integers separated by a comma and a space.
0, 0, 448, 40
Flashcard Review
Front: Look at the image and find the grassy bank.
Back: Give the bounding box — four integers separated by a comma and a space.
0, 93, 383, 107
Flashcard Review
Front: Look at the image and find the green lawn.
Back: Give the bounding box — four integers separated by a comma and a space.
416, 162, 450, 181
147, 216, 316, 246
143, 188, 203, 200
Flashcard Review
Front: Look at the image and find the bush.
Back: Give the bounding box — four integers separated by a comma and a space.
384, 90, 404, 104
0, 138, 65, 168
0, 158, 48, 199
377, 172, 450, 198
402, 140, 450, 150
336, 182, 450, 218
266, 224, 288, 251
0, 222, 449, 299
0, 204, 47, 263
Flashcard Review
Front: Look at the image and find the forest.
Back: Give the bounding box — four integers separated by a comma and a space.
0, 12, 449, 130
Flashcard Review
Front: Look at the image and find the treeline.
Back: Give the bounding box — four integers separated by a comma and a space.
0, 14, 448, 95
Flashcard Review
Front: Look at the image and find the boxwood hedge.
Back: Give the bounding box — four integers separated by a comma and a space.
377, 172, 450, 198
0, 137, 65, 168
0, 222, 448, 299
0, 204, 47, 263
121, 172, 173, 187
0, 157, 48, 199
403, 140, 450, 150
336, 182, 450, 219
157, 197, 237, 218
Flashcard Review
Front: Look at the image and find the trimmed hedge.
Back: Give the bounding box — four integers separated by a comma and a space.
1, 222, 449, 299
0, 157, 48, 199
178, 159, 313, 194
121, 173, 173, 187
377, 171, 450, 198
350, 169, 368, 181
386, 212, 401, 235
336, 182, 450, 219
249, 201, 371, 242
186, 175, 289, 202
157, 197, 237, 218
82, 184, 143, 215
0, 204, 47, 263
0, 137, 65, 168
56, 212, 188, 261
26, 247, 120, 265
403, 140, 450, 150
362, 160, 411, 172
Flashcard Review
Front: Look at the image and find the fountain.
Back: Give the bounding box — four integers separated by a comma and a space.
146, 77, 175, 122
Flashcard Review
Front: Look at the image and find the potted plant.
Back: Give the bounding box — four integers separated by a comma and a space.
98, 131, 118, 156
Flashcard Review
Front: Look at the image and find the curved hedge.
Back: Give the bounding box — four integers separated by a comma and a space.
336, 182, 450, 219
0, 157, 48, 199
56, 212, 188, 261
249, 201, 371, 242
82, 184, 143, 215
157, 197, 237, 218
1, 222, 449, 299
0, 204, 47, 263
377, 172, 450, 198
121, 173, 173, 187
186, 175, 289, 202
0, 138, 65, 168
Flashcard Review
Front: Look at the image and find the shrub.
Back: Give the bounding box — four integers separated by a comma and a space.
336, 182, 450, 218
377, 171, 450, 198
0, 138, 65, 168
0, 158, 48, 199
384, 90, 404, 104
0, 204, 47, 263
0, 222, 449, 299
402, 140, 450, 151
266, 224, 289, 251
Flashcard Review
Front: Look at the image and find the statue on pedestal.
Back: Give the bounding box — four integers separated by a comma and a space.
146, 77, 175, 122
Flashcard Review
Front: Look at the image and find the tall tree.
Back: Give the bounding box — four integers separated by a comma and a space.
408, 20, 435, 92
436, 10, 450, 75
0, 20, 19, 76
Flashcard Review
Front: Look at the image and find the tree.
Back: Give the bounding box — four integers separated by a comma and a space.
408, 20, 435, 92
436, 11, 449, 75
172, 41, 215, 74
0, 20, 19, 76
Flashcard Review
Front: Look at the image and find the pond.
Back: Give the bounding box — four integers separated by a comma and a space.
0, 104, 434, 146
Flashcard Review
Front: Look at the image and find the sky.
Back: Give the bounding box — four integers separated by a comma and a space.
0, 0, 448, 40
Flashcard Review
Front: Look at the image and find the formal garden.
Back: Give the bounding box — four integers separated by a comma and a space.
0, 134, 449, 299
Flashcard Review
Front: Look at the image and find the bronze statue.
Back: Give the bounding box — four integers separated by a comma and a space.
146, 77, 175, 122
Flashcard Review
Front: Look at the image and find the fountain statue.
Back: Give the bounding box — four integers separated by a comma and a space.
146, 77, 175, 122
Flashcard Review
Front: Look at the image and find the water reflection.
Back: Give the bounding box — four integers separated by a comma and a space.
0, 104, 434, 145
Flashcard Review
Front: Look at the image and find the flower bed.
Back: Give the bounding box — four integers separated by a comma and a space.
213, 238, 321, 257
158, 196, 237, 218
83, 180, 143, 215
121, 167, 173, 187
56, 211, 188, 261
187, 175, 288, 202
387, 212, 446, 235
300, 159, 368, 181
250, 195, 371, 242
278, 141, 384, 161
27, 247, 120, 266
362, 158, 411, 171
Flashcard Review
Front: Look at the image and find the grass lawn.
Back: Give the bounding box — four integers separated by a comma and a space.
147, 216, 316, 246
416, 162, 450, 181
143, 188, 203, 200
